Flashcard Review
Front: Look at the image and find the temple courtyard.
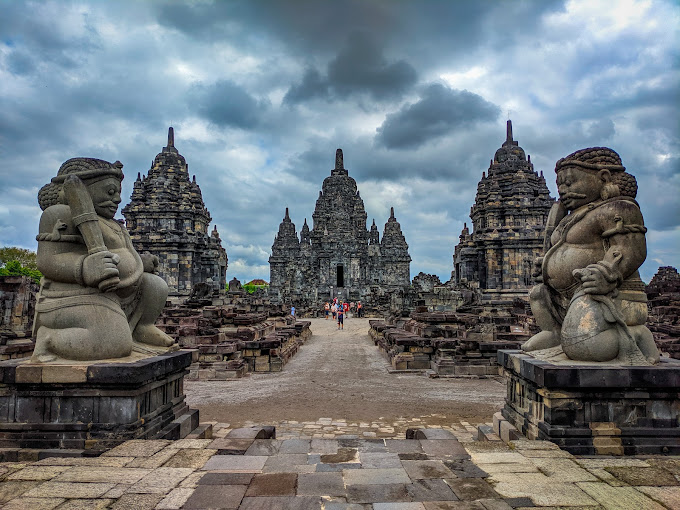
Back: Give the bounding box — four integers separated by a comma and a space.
0, 320, 678, 509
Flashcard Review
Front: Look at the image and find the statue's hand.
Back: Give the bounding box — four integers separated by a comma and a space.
140, 252, 159, 273
574, 264, 619, 295
82, 251, 120, 288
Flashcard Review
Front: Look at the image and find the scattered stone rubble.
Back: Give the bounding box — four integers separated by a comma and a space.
369, 306, 535, 376
646, 265, 680, 359
156, 286, 311, 379
0, 275, 38, 360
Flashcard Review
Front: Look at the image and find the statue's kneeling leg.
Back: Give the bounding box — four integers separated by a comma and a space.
522, 284, 561, 352
630, 325, 660, 365
131, 273, 174, 347
33, 307, 133, 362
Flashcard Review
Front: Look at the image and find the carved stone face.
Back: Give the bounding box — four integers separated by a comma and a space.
556, 166, 604, 211
86, 176, 122, 219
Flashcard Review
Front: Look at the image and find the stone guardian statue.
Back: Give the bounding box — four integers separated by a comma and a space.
32, 158, 175, 362
521, 147, 659, 365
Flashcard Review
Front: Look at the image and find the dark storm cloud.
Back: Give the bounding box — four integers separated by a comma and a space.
191, 80, 268, 129
376, 84, 500, 149
284, 32, 418, 105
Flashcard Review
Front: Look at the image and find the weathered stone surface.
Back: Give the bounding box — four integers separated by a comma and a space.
499, 350, 680, 454
577, 482, 666, 509
2, 497, 65, 510
201, 455, 268, 472
183, 485, 247, 509
245, 472, 297, 496
53, 466, 151, 484
401, 460, 456, 480
269, 149, 410, 308
24, 481, 116, 498
122, 127, 227, 298
33, 157, 176, 361
162, 448, 215, 469
646, 265, 680, 359
407, 479, 459, 502
343, 467, 411, 485
604, 466, 679, 486
110, 493, 164, 509
156, 487, 194, 510
521, 147, 658, 365
454, 121, 554, 301
297, 472, 346, 496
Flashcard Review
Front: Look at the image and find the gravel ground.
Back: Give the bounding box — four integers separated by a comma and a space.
185, 317, 506, 427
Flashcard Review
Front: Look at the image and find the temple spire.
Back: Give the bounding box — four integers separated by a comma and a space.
506, 120, 513, 143
335, 149, 344, 170
285, 207, 290, 220
168, 127, 174, 148
390, 207, 395, 219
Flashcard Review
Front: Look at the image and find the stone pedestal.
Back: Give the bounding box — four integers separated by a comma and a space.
498, 349, 680, 455
0, 350, 198, 451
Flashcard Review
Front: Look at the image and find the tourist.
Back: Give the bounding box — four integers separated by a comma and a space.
324, 301, 330, 319
350, 301, 355, 315
337, 304, 344, 330
343, 301, 349, 318
357, 301, 362, 317
291, 305, 295, 318
331, 302, 337, 320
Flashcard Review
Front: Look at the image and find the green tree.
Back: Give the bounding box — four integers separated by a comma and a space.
0, 247, 38, 270
0, 247, 42, 282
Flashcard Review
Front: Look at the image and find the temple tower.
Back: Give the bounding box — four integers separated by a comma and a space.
269, 149, 411, 303
453, 120, 554, 302
123, 127, 227, 297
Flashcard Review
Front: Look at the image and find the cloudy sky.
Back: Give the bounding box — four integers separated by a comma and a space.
1, 0, 678, 284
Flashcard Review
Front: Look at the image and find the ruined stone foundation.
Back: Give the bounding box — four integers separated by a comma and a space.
499, 350, 680, 455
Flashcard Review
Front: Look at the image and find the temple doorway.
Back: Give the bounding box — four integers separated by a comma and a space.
336, 265, 344, 288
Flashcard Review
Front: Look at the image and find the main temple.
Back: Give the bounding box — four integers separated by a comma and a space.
269, 149, 411, 304
123, 128, 227, 298
453, 121, 554, 302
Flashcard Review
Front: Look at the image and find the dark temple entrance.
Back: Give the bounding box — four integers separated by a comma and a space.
336, 265, 344, 288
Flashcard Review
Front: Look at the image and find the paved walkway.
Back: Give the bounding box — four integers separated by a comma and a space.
1, 424, 679, 509
187, 318, 505, 426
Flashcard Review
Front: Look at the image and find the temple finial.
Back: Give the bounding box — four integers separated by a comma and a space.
168, 126, 174, 147
390, 207, 395, 219
506, 120, 513, 143
284, 207, 289, 220
335, 149, 343, 170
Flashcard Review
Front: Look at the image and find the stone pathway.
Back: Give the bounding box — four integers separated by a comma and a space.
1, 423, 678, 509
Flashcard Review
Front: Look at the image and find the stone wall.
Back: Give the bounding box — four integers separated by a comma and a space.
0, 275, 37, 360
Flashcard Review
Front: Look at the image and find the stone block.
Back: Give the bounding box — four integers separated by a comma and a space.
500, 350, 680, 455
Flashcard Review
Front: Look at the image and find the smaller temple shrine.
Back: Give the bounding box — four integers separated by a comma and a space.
123, 127, 227, 298
453, 120, 554, 302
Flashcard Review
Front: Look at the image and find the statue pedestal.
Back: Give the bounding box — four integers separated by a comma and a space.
0, 350, 199, 451
498, 350, 680, 455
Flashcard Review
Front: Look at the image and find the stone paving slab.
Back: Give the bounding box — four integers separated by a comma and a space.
0, 423, 679, 509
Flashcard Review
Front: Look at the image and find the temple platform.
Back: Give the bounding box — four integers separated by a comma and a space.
498, 349, 680, 455
0, 350, 199, 451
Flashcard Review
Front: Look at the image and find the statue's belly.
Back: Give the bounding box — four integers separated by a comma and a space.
544, 244, 603, 292
111, 248, 143, 288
